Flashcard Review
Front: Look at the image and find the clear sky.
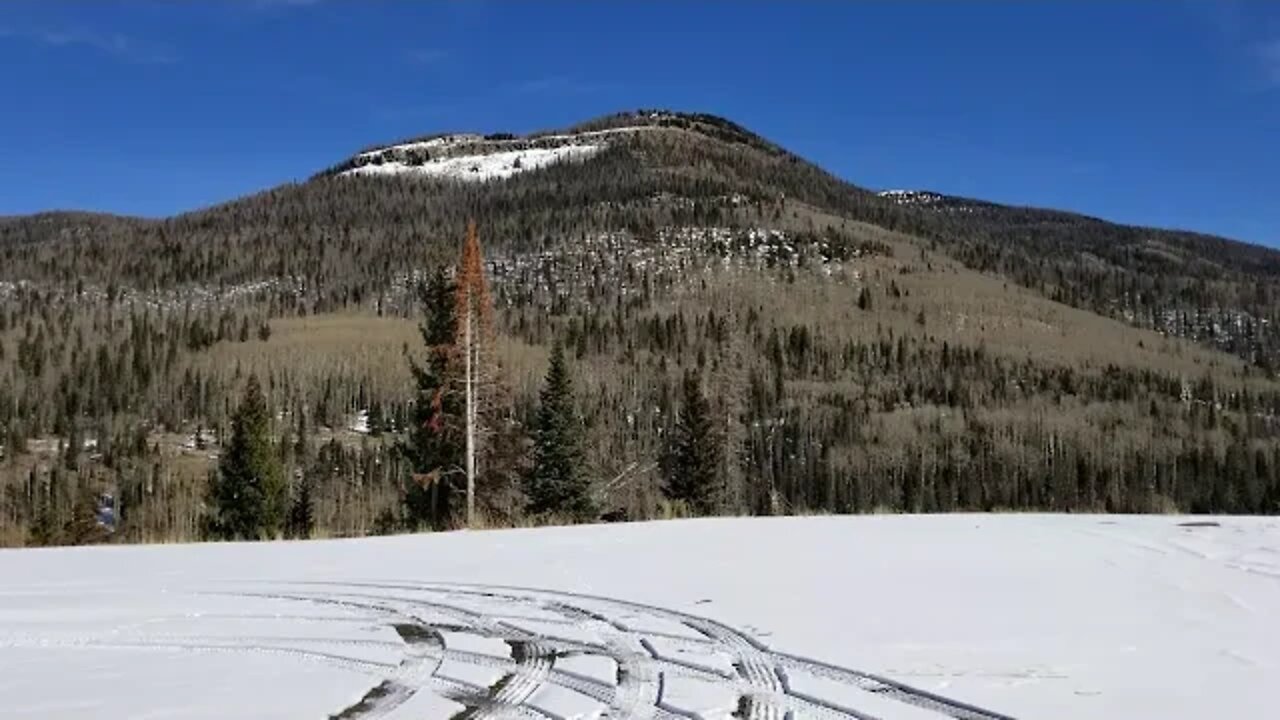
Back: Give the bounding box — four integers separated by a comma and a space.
2, 2, 1277, 246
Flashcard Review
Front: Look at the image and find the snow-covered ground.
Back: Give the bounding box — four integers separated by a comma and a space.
1, 515, 1277, 719
342, 145, 600, 181
357, 126, 648, 160
878, 190, 945, 206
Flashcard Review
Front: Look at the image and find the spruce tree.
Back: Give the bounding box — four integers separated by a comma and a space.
403, 269, 464, 529
63, 482, 107, 546
526, 342, 593, 521
663, 370, 723, 515
64, 421, 82, 471
28, 473, 56, 547
205, 376, 285, 540
286, 476, 315, 540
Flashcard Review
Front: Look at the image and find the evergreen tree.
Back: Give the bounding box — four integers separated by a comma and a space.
367, 401, 385, 436
403, 225, 522, 529
663, 370, 723, 515
526, 342, 593, 520
6, 422, 27, 457
286, 475, 314, 540
403, 269, 464, 529
64, 421, 82, 471
28, 473, 56, 547
63, 482, 107, 546
293, 408, 310, 461
204, 376, 285, 540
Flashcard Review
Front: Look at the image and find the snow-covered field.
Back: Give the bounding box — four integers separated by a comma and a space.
1, 515, 1276, 719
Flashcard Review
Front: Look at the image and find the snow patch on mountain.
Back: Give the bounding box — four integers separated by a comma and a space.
355, 133, 486, 159
878, 189, 945, 206
341, 145, 601, 182
359, 126, 649, 160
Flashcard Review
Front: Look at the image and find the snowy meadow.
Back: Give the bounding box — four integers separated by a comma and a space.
1, 515, 1276, 719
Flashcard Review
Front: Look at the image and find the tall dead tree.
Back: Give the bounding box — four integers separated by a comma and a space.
454, 220, 495, 526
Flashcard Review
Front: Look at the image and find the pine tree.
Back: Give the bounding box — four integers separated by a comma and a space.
286, 475, 314, 540
6, 422, 27, 457
293, 407, 310, 461
63, 482, 107, 546
28, 472, 56, 547
526, 342, 593, 521
367, 401, 386, 437
404, 268, 465, 529
663, 370, 723, 515
205, 376, 286, 540
64, 421, 82, 471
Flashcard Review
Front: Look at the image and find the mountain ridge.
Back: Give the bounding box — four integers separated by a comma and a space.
4, 109, 1271, 256
5, 109, 1276, 366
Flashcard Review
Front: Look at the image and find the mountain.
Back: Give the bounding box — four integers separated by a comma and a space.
4, 109, 1276, 366
2, 109, 1279, 547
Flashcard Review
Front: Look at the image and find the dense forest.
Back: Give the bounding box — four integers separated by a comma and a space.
2, 110, 1279, 547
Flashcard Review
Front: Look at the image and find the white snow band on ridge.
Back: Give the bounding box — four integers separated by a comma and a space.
341, 144, 601, 181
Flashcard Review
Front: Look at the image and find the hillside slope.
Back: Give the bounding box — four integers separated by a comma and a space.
3, 110, 1277, 368
1, 110, 1279, 546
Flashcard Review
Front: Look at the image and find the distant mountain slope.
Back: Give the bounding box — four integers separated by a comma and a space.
1, 109, 1277, 367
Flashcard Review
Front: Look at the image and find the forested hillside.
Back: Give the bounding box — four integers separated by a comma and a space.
2, 110, 1279, 547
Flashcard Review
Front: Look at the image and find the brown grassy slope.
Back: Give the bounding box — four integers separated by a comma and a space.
654, 212, 1247, 380
193, 313, 550, 402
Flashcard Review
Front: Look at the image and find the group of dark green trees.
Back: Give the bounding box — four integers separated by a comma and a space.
203, 375, 314, 541
202, 376, 287, 540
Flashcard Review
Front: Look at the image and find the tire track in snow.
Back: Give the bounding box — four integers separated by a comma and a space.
35, 579, 1016, 719
273, 580, 1017, 719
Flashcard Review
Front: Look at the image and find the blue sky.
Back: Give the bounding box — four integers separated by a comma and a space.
1, 2, 1278, 246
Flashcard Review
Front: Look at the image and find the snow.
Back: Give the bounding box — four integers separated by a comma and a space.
344, 124, 690, 182
554, 653, 616, 684
181, 428, 218, 450
1, 515, 1277, 719
348, 409, 370, 434
357, 125, 649, 160
878, 190, 944, 205
356, 134, 485, 158
342, 145, 602, 181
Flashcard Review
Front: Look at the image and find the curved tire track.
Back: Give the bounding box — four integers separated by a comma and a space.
269, 580, 1017, 720
31, 579, 1016, 719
